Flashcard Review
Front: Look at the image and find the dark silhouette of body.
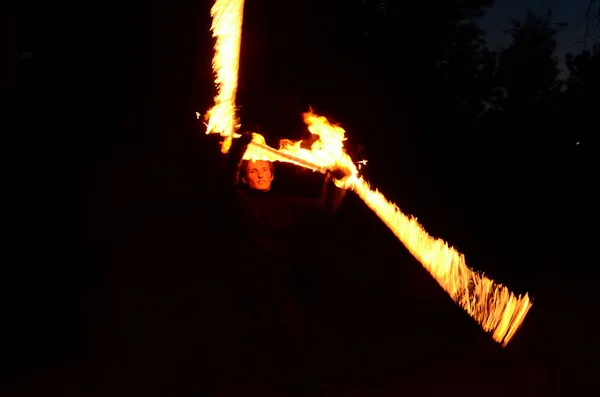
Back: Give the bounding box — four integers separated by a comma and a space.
222, 135, 348, 394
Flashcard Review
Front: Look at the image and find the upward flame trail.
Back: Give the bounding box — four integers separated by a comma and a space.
204, 0, 245, 153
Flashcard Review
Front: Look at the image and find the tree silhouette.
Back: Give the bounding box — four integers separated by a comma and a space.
564, 45, 600, 146
566, 46, 600, 98
494, 11, 565, 114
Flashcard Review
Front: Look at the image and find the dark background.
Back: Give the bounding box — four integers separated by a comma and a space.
2, 0, 598, 395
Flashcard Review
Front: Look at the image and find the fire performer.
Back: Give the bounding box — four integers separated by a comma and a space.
222, 132, 349, 393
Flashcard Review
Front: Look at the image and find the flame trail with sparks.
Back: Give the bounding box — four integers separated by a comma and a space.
204, 0, 245, 153
241, 111, 532, 347
203, 0, 532, 346
348, 178, 532, 346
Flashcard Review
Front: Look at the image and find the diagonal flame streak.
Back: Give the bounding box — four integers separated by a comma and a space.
242, 112, 532, 347
349, 178, 532, 346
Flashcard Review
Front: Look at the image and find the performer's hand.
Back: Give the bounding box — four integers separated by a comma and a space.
238, 131, 253, 146
330, 165, 351, 181
229, 131, 253, 158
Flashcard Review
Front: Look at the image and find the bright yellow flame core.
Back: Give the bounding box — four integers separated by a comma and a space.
243, 111, 533, 346
205, 0, 245, 153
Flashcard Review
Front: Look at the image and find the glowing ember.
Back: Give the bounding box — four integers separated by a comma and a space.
204, 0, 245, 153
242, 112, 533, 346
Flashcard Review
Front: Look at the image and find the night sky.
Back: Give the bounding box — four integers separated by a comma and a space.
481, 0, 594, 69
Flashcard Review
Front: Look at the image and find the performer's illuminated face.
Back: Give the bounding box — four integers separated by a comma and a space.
243, 160, 274, 191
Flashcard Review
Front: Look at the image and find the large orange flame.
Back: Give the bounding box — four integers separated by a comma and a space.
242, 112, 352, 172
204, 0, 245, 153
243, 111, 532, 347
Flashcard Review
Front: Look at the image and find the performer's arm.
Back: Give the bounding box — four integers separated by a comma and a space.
290, 167, 350, 216
215, 132, 253, 189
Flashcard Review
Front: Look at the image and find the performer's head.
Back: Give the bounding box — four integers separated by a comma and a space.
239, 160, 274, 191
